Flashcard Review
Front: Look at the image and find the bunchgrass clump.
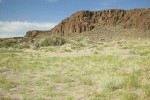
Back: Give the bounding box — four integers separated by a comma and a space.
80, 77, 94, 86
142, 84, 150, 97
122, 74, 140, 89
118, 92, 139, 100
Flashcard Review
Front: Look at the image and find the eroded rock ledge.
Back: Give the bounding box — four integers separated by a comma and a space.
25, 8, 150, 38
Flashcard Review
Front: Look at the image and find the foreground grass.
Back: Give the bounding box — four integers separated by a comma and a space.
0, 38, 150, 100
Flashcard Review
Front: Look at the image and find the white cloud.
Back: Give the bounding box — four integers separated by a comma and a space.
0, 21, 57, 38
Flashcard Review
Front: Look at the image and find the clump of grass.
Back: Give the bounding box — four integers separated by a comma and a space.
101, 79, 123, 92
121, 45, 133, 49
40, 36, 66, 46
139, 50, 150, 56
17, 43, 30, 49
122, 45, 150, 56
91, 91, 110, 100
1, 97, 11, 100
64, 47, 72, 52
133, 46, 150, 56
43, 47, 56, 52
43, 91, 64, 97
142, 84, 150, 97
71, 41, 85, 48
93, 50, 99, 54
67, 96, 74, 100
104, 80, 122, 91
81, 77, 94, 86
99, 75, 123, 91
49, 74, 72, 83
22, 95, 27, 100
0, 76, 15, 91
96, 46, 103, 50
122, 74, 140, 89
118, 92, 139, 100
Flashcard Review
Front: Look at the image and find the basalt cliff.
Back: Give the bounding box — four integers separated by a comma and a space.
25, 8, 150, 38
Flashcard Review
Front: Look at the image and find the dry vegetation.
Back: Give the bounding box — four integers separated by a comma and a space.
0, 36, 150, 100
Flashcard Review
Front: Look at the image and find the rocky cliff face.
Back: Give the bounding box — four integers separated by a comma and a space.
25, 8, 150, 38
25, 30, 51, 38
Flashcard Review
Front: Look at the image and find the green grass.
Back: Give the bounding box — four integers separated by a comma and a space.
80, 77, 94, 86
0, 76, 15, 91
122, 45, 150, 56
0, 38, 150, 99
63, 47, 72, 52
142, 84, 150, 97
118, 92, 139, 100
122, 74, 140, 89
66, 96, 74, 100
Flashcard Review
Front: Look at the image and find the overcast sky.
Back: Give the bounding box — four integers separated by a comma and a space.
0, 0, 150, 38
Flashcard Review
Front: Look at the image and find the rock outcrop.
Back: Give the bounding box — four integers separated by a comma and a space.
25, 30, 51, 38
25, 8, 150, 38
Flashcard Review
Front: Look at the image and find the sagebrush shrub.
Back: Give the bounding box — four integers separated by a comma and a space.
40, 36, 66, 46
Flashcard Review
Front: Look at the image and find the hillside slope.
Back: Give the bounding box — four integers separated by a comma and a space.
25, 8, 150, 38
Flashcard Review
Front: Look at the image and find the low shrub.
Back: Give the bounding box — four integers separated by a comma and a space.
40, 36, 66, 46
0, 39, 18, 48
17, 43, 30, 49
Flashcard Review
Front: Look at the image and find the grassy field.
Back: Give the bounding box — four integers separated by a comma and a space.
0, 37, 150, 100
